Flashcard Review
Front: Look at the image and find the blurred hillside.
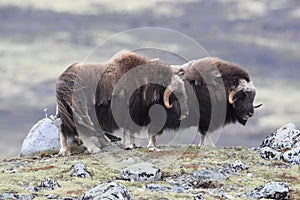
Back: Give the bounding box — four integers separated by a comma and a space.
0, 0, 300, 158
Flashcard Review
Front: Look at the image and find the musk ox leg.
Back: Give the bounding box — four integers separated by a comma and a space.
58, 126, 71, 156
71, 97, 111, 153
123, 128, 136, 150
200, 133, 216, 147
147, 132, 157, 147
78, 134, 102, 154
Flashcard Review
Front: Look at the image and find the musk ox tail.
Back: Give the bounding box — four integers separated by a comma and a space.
56, 92, 76, 136
55, 63, 81, 137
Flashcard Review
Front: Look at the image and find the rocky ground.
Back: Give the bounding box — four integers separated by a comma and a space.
1, 144, 300, 199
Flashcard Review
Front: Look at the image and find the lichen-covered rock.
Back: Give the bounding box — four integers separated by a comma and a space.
247, 182, 290, 200
71, 162, 91, 179
40, 178, 60, 190
193, 193, 206, 200
193, 160, 248, 181
230, 160, 248, 172
282, 147, 300, 165
79, 182, 132, 200
259, 147, 282, 160
121, 163, 162, 182
261, 123, 300, 150
166, 174, 194, 189
218, 160, 248, 176
20, 118, 61, 157
260, 124, 300, 165
193, 169, 227, 181
0, 193, 34, 200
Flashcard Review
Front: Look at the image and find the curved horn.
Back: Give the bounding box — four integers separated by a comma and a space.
253, 103, 263, 109
163, 85, 174, 109
228, 86, 243, 104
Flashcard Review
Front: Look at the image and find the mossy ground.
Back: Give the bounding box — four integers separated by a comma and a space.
0, 146, 299, 199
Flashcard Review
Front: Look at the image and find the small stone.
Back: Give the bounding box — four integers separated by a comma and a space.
40, 178, 60, 190
148, 147, 161, 152
230, 160, 248, 173
9, 169, 20, 174
247, 182, 290, 200
193, 193, 206, 200
220, 193, 235, 200
121, 163, 162, 182
79, 182, 132, 200
26, 186, 39, 192
121, 157, 135, 163
259, 147, 282, 160
46, 194, 58, 199
193, 169, 227, 181
71, 162, 91, 179
146, 184, 170, 191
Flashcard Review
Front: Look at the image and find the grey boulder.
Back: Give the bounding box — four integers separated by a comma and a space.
261, 123, 300, 150
260, 123, 300, 165
79, 182, 132, 200
247, 182, 290, 200
121, 163, 162, 182
20, 118, 64, 157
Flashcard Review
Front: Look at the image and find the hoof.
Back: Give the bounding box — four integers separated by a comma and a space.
102, 143, 122, 151
147, 143, 157, 148
58, 148, 71, 156
124, 144, 141, 150
88, 146, 102, 154
124, 144, 136, 150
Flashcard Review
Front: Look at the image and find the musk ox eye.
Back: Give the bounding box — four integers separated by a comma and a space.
232, 78, 238, 84
178, 69, 185, 76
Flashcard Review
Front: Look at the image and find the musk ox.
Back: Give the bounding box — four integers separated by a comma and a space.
95, 53, 189, 149
154, 57, 262, 146
55, 52, 188, 155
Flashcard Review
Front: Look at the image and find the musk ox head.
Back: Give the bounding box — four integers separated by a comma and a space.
228, 79, 262, 125
163, 68, 189, 120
